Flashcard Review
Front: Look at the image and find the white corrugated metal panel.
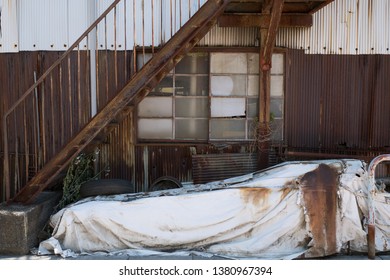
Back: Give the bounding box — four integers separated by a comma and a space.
0, 0, 19, 53
18, 0, 69, 51
95, 0, 206, 50
276, 0, 390, 55
198, 25, 258, 47
68, 0, 95, 50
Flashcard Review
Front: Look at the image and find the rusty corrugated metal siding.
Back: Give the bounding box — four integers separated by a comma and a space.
285, 49, 390, 175
97, 112, 135, 184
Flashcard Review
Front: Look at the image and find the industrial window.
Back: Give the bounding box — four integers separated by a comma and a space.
137, 51, 284, 142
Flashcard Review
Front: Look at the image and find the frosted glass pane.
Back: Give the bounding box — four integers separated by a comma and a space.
271, 75, 284, 97
248, 53, 259, 74
210, 119, 246, 139
138, 119, 173, 139
175, 76, 208, 96
175, 53, 209, 74
175, 119, 208, 140
211, 98, 245, 117
175, 98, 209, 118
270, 98, 283, 118
248, 98, 258, 118
211, 75, 246, 96
271, 53, 284, 75
138, 97, 172, 117
248, 75, 259, 96
211, 53, 247, 74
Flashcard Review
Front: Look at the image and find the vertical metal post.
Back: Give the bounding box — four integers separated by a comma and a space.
367, 154, 390, 259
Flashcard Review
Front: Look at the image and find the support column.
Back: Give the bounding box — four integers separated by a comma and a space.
258, 0, 284, 169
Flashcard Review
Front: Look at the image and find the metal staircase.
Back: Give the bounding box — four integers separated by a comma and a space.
2, 0, 231, 203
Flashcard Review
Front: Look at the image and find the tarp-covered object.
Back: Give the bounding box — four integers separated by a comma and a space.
39, 159, 390, 259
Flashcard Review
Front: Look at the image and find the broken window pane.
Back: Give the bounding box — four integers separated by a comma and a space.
175, 97, 208, 118
175, 119, 208, 140
211, 75, 246, 96
175, 76, 208, 96
211, 98, 246, 117
150, 76, 174, 96
175, 53, 209, 74
138, 119, 173, 139
210, 119, 246, 139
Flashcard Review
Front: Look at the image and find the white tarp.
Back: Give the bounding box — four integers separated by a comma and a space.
38, 159, 390, 259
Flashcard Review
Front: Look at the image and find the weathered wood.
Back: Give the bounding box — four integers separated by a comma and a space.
11, 0, 232, 204
219, 13, 312, 28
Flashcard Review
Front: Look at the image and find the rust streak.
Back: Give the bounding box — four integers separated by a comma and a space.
240, 187, 272, 208
300, 164, 338, 257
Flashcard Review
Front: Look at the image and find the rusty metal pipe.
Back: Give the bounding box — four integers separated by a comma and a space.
367, 154, 390, 259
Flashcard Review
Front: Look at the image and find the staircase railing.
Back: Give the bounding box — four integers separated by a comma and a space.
1, 0, 208, 202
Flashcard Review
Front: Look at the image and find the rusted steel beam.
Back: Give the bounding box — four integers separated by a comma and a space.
10, 0, 231, 204
367, 154, 390, 259
219, 14, 312, 28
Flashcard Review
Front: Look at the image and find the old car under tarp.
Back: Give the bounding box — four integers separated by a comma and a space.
38, 158, 390, 259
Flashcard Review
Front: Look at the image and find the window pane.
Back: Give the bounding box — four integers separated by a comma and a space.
211, 53, 247, 74
247, 97, 258, 118
270, 118, 284, 141
248, 75, 259, 96
150, 76, 173, 96
138, 97, 173, 117
271, 53, 284, 75
210, 119, 246, 139
175, 53, 209, 74
211, 75, 246, 96
175, 119, 208, 140
270, 98, 283, 119
248, 53, 259, 74
175, 76, 208, 96
138, 119, 173, 139
175, 97, 208, 118
211, 98, 245, 117
271, 75, 284, 97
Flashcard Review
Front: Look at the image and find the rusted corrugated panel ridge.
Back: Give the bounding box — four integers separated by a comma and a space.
285, 49, 390, 157
192, 153, 258, 184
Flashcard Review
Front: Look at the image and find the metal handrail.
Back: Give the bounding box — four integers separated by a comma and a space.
367, 154, 390, 259
2, 0, 207, 202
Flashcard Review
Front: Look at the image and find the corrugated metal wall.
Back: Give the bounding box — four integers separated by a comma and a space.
1, 0, 209, 53
285, 49, 390, 158
0, 0, 19, 53
277, 0, 390, 54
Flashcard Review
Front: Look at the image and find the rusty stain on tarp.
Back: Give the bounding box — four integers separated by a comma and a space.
300, 163, 338, 257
